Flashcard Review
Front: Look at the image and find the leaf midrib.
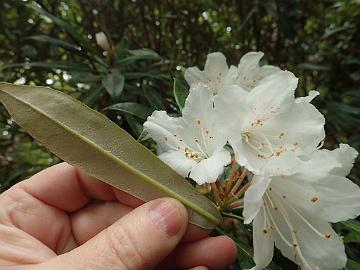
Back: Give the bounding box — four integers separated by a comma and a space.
2, 88, 219, 225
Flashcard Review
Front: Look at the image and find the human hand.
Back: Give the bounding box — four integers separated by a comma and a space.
0, 163, 237, 270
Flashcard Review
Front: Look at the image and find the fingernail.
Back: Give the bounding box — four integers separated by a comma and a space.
149, 199, 183, 237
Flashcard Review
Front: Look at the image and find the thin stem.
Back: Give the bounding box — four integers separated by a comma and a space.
211, 182, 222, 206
224, 159, 238, 195
230, 168, 248, 196
235, 181, 251, 198
222, 212, 244, 221
229, 200, 244, 209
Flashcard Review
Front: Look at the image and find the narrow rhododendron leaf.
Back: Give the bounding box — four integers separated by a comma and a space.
173, 78, 189, 110
102, 69, 125, 99
104, 102, 153, 120
0, 83, 222, 229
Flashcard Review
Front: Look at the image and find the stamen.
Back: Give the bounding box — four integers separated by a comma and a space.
317, 140, 325, 149
311, 197, 318, 203
265, 192, 313, 270
283, 196, 325, 239
263, 202, 293, 247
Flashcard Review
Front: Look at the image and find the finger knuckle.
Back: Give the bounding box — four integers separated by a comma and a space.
104, 225, 150, 270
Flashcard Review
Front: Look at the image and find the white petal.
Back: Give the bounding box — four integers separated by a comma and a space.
189, 147, 231, 184
295, 90, 319, 104
237, 52, 264, 91
272, 173, 360, 225
262, 150, 302, 176
258, 101, 325, 156
237, 52, 280, 91
250, 206, 274, 270
313, 175, 360, 222
184, 52, 230, 94
143, 111, 185, 151
299, 144, 357, 179
184, 67, 204, 87
243, 175, 272, 224
238, 52, 264, 76
296, 148, 341, 179
214, 85, 249, 143
257, 65, 281, 78
204, 52, 228, 78
330, 144, 358, 176
222, 65, 239, 90
182, 84, 214, 122
159, 150, 197, 178
245, 71, 298, 128
182, 84, 227, 153
264, 192, 347, 270
231, 138, 267, 174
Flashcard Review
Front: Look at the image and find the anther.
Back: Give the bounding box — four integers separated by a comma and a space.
311, 197, 318, 203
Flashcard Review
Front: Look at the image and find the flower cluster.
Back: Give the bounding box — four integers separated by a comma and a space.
143, 52, 360, 270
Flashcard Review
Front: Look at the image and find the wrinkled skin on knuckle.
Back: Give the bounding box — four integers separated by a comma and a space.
104, 225, 151, 270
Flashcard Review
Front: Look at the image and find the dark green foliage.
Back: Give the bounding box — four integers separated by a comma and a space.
0, 0, 359, 268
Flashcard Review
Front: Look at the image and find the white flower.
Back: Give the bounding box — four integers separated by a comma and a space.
214, 70, 325, 174
236, 52, 280, 91
184, 52, 237, 94
184, 51, 280, 94
143, 84, 231, 184
95, 32, 110, 51
243, 144, 360, 270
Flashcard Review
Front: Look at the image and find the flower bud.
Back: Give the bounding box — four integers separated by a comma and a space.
95, 32, 110, 51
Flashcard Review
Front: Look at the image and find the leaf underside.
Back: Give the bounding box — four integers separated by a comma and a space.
0, 83, 222, 229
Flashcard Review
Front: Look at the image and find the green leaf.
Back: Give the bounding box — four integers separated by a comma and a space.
0, 83, 222, 229
124, 114, 143, 138
105, 102, 153, 120
297, 63, 330, 71
102, 69, 125, 99
322, 25, 354, 39
26, 35, 87, 57
327, 102, 360, 116
143, 85, 166, 110
2, 61, 92, 72
82, 86, 103, 106
118, 49, 161, 65
27, 3, 96, 55
128, 48, 161, 60
173, 78, 189, 110
345, 259, 360, 270
341, 220, 360, 234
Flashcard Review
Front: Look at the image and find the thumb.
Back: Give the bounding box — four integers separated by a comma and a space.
43, 198, 189, 270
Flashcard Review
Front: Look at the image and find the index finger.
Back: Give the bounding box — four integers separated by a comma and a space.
20, 162, 143, 212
